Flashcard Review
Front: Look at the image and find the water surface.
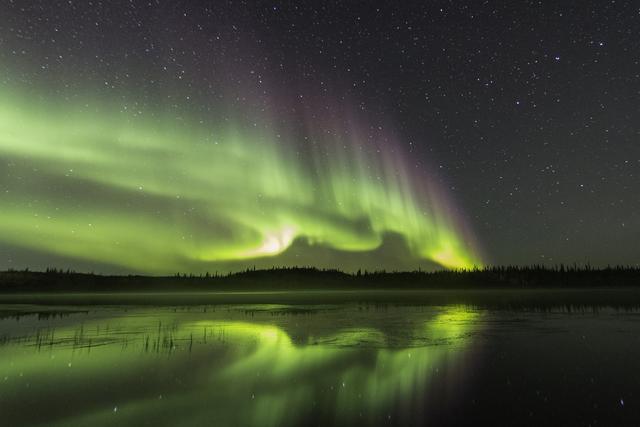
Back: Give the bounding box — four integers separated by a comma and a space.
0, 303, 638, 426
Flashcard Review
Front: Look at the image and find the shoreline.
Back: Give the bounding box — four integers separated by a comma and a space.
2, 287, 640, 308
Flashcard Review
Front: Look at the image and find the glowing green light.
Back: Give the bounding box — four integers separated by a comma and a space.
0, 88, 481, 272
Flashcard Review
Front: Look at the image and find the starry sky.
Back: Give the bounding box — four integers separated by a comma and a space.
0, 1, 638, 273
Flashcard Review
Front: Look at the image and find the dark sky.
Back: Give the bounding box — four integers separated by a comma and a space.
0, 1, 638, 272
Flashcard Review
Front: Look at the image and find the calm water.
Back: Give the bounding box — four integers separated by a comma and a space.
0, 303, 639, 426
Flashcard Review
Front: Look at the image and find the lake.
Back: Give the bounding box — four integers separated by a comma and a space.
0, 301, 638, 426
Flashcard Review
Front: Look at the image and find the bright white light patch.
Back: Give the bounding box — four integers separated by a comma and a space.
244, 226, 297, 257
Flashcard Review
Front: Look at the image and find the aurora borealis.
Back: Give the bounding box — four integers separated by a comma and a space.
0, 86, 480, 273
1, 0, 638, 271
3, 2, 640, 427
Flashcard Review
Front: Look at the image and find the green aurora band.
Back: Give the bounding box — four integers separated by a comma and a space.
0, 88, 481, 273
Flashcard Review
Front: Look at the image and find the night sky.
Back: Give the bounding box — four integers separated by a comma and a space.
0, 1, 638, 273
